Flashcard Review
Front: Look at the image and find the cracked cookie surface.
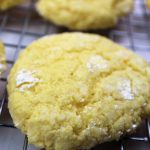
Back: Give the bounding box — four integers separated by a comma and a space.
8, 33, 150, 150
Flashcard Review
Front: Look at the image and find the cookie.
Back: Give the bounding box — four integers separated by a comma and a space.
147, 0, 150, 8
36, 0, 133, 30
0, 42, 6, 76
0, 0, 24, 10
8, 33, 150, 150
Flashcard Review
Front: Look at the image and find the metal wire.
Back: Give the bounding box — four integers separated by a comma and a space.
0, 0, 150, 150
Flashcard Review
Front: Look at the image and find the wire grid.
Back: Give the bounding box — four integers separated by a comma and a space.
0, 0, 150, 150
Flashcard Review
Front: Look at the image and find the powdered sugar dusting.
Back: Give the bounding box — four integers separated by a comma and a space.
16, 69, 40, 92
87, 55, 109, 73
118, 78, 134, 100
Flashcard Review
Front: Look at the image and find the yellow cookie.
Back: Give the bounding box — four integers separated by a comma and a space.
0, 0, 24, 10
36, 0, 133, 30
8, 33, 150, 150
147, 0, 150, 8
0, 42, 6, 76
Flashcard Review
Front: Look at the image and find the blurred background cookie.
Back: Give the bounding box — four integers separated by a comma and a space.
8, 33, 150, 150
0, 0, 24, 10
36, 0, 133, 30
147, 0, 150, 8
0, 42, 6, 76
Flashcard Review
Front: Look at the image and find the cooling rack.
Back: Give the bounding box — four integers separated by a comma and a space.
0, 0, 150, 150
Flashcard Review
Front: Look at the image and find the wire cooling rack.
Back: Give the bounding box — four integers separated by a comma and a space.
0, 0, 150, 150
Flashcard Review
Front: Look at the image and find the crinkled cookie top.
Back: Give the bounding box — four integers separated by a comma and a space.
8, 33, 150, 150
36, 0, 133, 30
